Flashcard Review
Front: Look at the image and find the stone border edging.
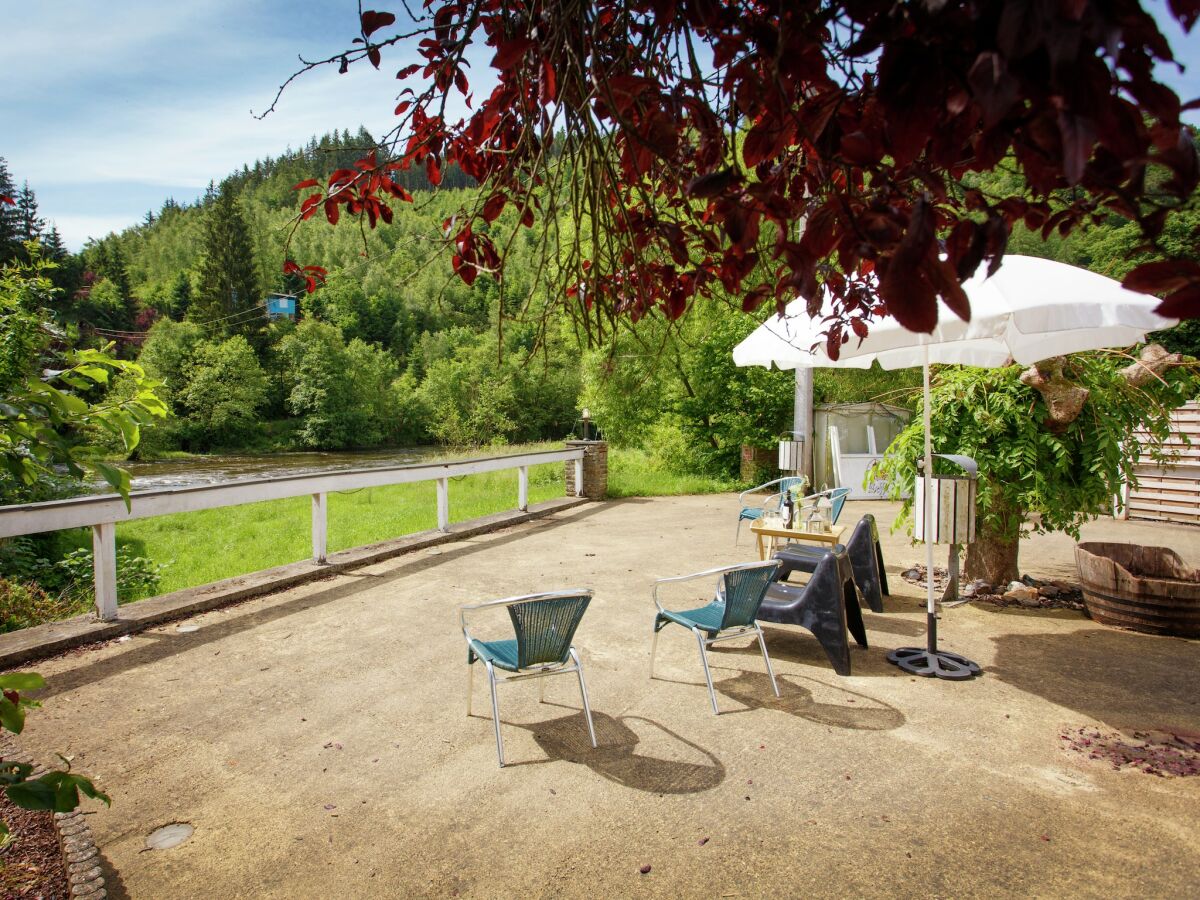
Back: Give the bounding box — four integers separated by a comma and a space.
0, 496, 589, 669
1, 738, 106, 898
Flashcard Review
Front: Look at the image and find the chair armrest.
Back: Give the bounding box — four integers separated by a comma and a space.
738, 477, 785, 505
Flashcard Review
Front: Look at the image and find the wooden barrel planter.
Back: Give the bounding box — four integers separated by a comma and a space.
1075, 542, 1200, 637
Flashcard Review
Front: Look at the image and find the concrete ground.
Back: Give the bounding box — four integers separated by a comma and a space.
13, 498, 1200, 898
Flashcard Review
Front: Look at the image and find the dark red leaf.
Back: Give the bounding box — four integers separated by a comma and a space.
686, 169, 740, 198
541, 58, 557, 104
492, 38, 535, 71
293, 178, 319, 191
426, 155, 442, 186
481, 193, 506, 223
324, 199, 340, 226
1169, 0, 1200, 31
1123, 259, 1200, 294
1154, 284, 1200, 318
360, 10, 396, 37
367, 46, 382, 69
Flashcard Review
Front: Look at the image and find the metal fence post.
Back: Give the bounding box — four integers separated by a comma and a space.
437, 478, 449, 531
312, 492, 327, 563
574, 457, 584, 498
92, 522, 118, 621
518, 466, 529, 512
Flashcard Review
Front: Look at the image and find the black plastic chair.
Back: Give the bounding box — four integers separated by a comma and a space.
771, 514, 889, 613
757, 546, 867, 676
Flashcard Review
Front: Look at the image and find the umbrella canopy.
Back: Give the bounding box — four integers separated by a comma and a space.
732, 255, 1176, 371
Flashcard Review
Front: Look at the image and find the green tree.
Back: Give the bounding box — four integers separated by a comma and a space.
177, 336, 269, 448
0, 159, 18, 263
14, 182, 42, 247
874, 355, 1197, 586
0, 245, 167, 503
138, 318, 207, 406
192, 180, 260, 334
276, 320, 399, 448
41, 226, 67, 261
168, 271, 192, 319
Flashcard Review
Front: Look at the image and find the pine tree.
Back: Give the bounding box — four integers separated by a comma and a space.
101, 239, 131, 299
42, 225, 67, 260
16, 181, 43, 244
192, 181, 260, 334
0, 158, 19, 263
169, 271, 192, 319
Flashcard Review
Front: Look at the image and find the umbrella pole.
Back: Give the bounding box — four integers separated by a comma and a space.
886, 346, 981, 681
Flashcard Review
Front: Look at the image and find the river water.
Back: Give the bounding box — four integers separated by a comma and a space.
96, 447, 466, 493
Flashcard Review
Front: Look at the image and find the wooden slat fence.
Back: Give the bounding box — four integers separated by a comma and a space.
1125, 400, 1200, 525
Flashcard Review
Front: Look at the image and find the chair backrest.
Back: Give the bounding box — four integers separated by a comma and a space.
507, 592, 591, 668
719, 562, 780, 629
828, 487, 851, 523
771, 476, 807, 511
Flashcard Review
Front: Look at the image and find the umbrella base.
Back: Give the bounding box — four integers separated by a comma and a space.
887, 646, 981, 680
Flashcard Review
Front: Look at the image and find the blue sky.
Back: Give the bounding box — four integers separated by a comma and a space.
2, 1, 1199, 251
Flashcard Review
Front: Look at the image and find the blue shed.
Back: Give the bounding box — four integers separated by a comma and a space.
266, 293, 297, 319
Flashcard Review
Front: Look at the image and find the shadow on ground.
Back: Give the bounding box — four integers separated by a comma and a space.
990, 625, 1200, 731
708, 623, 903, 677
715, 669, 906, 730
497, 708, 726, 794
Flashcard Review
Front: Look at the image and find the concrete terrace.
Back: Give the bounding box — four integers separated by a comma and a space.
12, 497, 1200, 898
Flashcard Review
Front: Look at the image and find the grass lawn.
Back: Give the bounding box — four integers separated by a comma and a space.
47, 444, 741, 603
606, 447, 742, 497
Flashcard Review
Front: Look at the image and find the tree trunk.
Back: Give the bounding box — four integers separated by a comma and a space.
965, 530, 1020, 586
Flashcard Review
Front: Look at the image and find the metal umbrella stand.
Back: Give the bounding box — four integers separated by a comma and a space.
886, 441, 981, 680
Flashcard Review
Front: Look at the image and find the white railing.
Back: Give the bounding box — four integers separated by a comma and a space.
0, 447, 586, 622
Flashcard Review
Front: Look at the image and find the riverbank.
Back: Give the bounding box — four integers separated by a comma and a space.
44, 444, 741, 602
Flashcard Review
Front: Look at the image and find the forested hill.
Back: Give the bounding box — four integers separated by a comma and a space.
89, 127, 478, 322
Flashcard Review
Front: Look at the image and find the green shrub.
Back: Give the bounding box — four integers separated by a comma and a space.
0, 579, 85, 633
0, 537, 165, 621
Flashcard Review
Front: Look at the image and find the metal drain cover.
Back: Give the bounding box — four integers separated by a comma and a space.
145, 822, 194, 850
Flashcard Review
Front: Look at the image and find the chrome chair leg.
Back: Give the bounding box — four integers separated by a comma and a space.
693, 627, 720, 715
570, 648, 598, 748
756, 625, 781, 697
484, 659, 505, 767
467, 661, 475, 717
649, 624, 660, 679
734, 517, 742, 546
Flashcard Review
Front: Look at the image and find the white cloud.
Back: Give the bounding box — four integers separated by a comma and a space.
33, 66, 406, 190
49, 214, 142, 251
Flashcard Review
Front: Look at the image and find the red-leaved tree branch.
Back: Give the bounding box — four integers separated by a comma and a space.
271, 0, 1200, 356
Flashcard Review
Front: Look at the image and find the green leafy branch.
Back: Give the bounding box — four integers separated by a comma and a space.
0, 672, 110, 847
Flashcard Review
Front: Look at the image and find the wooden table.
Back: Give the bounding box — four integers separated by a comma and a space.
750, 520, 846, 561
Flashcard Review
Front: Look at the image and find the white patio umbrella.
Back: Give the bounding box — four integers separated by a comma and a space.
734, 255, 1176, 679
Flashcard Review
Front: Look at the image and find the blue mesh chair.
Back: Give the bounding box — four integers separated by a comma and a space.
460, 589, 597, 767
798, 486, 852, 526
650, 560, 782, 715
736, 476, 809, 544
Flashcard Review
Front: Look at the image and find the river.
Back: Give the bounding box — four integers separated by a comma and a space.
93, 447, 468, 493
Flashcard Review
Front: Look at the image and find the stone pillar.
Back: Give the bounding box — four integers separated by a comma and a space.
565, 440, 608, 500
